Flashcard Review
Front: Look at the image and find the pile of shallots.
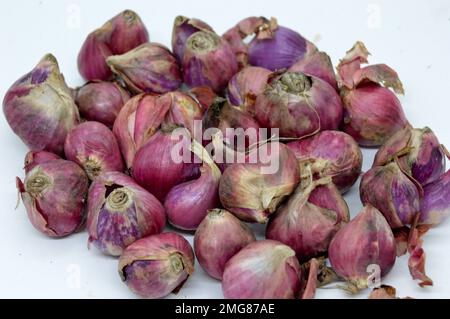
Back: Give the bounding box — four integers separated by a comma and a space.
4, 10, 449, 299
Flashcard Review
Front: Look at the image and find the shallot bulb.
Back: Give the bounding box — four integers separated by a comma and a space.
223, 17, 315, 71
194, 209, 255, 280
165, 141, 221, 230
338, 41, 410, 146
219, 143, 300, 223
227, 66, 271, 112
328, 205, 396, 292
107, 43, 182, 94
420, 170, 450, 226
16, 159, 88, 237
171, 16, 214, 63
87, 172, 165, 256
77, 10, 149, 81
132, 126, 199, 202
24, 150, 61, 174
202, 98, 261, 154
3, 54, 79, 155
360, 162, 420, 229
255, 71, 343, 138
266, 176, 349, 261
113, 94, 171, 168
64, 121, 124, 180
288, 49, 337, 90
373, 127, 446, 186
162, 91, 205, 135
187, 86, 217, 110
119, 233, 194, 299
75, 81, 130, 128
222, 240, 302, 299
287, 131, 363, 193
183, 31, 238, 93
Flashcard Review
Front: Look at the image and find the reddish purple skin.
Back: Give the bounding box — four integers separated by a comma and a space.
360, 163, 420, 228
342, 83, 409, 147
165, 165, 220, 230
255, 74, 343, 138
77, 32, 113, 81
227, 66, 271, 107
17, 159, 89, 237
108, 43, 182, 94
222, 240, 302, 299
76, 82, 130, 128
183, 32, 238, 93
219, 143, 300, 223
87, 172, 166, 256
266, 183, 349, 261
287, 131, 362, 193
194, 210, 255, 280
24, 151, 61, 174
132, 130, 198, 202
420, 171, 450, 226
108, 10, 149, 55
64, 121, 124, 180
248, 26, 307, 71
373, 127, 445, 186
328, 205, 396, 282
171, 17, 214, 63
77, 10, 149, 81
119, 233, 195, 299
288, 49, 337, 90
3, 56, 79, 155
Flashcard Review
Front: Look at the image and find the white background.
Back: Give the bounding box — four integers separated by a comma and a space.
0, 0, 449, 299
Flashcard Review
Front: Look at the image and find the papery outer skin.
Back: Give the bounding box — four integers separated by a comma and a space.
183, 31, 238, 93
202, 99, 261, 155
360, 162, 420, 229
288, 49, 338, 90
107, 43, 182, 94
287, 131, 363, 193
77, 31, 113, 81
165, 149, 221, 230
255, 72, 343, 138
24, 151, 61, 174
108, 10, 149, 55
407, 221, 433, 287
222, 16, 277, 69
341, 84, 409, 147
113, 94, 171, 168
227, 66, 271, 111
373, 127, 445, 186
194, 209, 256, 279
420, 170, 450, 226
266, 179, 349, 262
64, 121, 124, 180
368, 285, 398, 299
171, 16, 214, 63
222, 240, 302, 299
163, 91, 205, 136
87, 172, 165, 256
219, 143, 300, 223
187, 86, 217, 111
75, 81, 130, 128
118, 233, 194, 299
17, 159, 88, 237
328, 205, 396, 288
3, 54, 80, 155
132, 128, 198, 202
248, 26, 313, 71
77, 10, 149, 81
301, 258, 319, 299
